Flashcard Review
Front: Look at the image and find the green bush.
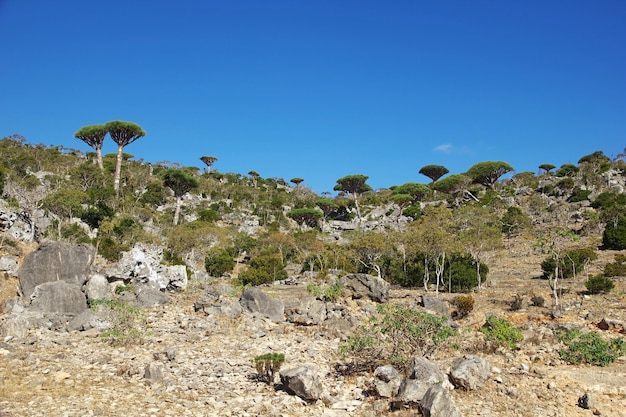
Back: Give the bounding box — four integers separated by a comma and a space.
204, 247, 235, 277
541, 247, 597, 279
452, 294, 474, 318
340, 304, 455, 372
253, 353, 285, 385
89, 299, 147, 346
238, 254, 287, 286
555, 164, 579, 177
402, 205, 421, 220
480, 315, 523, 350
530, 293, 545, 307
98, 237, 129, 262
80, 203, 115, 229
198, 208, 220, 222
447, 255, 489, 292
585, 274, 615, 294
558, 329, 625, 366
604, 254, 626, 277
568, 187, 592, 203
603, 217, 626, 250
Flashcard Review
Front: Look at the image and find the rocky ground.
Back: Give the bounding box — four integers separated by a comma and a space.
1, 236, 625, 417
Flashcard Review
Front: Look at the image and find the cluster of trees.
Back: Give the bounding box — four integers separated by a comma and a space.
2, 132, 625, 305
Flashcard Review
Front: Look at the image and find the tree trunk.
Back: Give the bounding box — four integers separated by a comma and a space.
114, 144, 124, 192
173, 196, 182, 225
96, 148, 104, 171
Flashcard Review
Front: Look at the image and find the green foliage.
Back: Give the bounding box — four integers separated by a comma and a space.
287, 208, 322, 228
540, 247, 597, 279
568, 187, 591, 202
446, 254, 489, 292
604, 254, 626, 277
480, 315, 523, 350
555, 163, 579, 177
198, 208, 219, 222
578, 150, 611, 173
114, 284, 135, 295
333, 174, 371, 195
557, 329, 625, 366
57, 222, 92, 244
0, 164, 7, 193
539, 163, 556, 174
89, 299, 147, 346
98, 237, 129, 261
140, 182, 169, 207
340, 304, 455, 371
452, 294, 475, 318
501, 206, 531, 237
392, 182, 430, 201
402, 205, 421, 220
238, 254, 287, 286
419, 165, 449, 183
431, 174, 467, 194
162, 168, 199, 197
105, 120, 146, 146
466, 161, 514, 189
306, 282, 342, 301
80, 203, 115, 229
253, 353, 285, 385
585, 274, 615, 294
204, 247, 235, 277
602, 217, 626, 250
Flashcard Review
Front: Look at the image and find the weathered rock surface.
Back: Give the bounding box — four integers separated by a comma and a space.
18, 241, 95, 298
239, 287, 285, 322
29, 281, 88, 314
284, 297, 327, 325
339, 273, 390, 302
420, 385, 464, 417
373, 365, 402, 398
280, 364, 323, 402
449, 355, 491, 390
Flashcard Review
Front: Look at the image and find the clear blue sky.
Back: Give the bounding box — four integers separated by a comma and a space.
1, 1, 625, 194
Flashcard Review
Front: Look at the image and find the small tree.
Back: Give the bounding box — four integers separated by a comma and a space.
74, 124, 108, 170
419, 165, 449, 183
162, 168, 199, 225
334, 174, 372, 222
199, 155, 217, 173
538, 164, 556, 174
287, 208, 322, 230
105, 120, 146, 192
315, 198, 339, 229
466, 161, 514, 189
290, 177, 304, 187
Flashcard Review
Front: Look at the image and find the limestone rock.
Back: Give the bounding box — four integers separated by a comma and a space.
420, 385, 463, 417
339, 273, 390, 303
285, 297, 327, 325
373, 365, 402, 398
449, 355, 491, 390
279, 364, 322, 402
29, 281, 88, 315
18, 241, 95, 298
239, 287, 284, 322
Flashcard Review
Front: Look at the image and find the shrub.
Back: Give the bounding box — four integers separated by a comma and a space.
204, 247, 235, 277
452, 294, 474, 318
447, 255, 489, 292
555, 164, 579, 177
89, 299, 147, 346
238, 254, 287, 286
530, 293, 545, 307
198, 208, 219, 222
541, 247, 597, 279
402, 205, 421, 220
480, 315, 523, 350
339, 304, 455, 372
604, 254, 626, 277
557, 329, 625, 366
252, 353, 285, 385
603, 217, 626, 250
509, 294, 523, 311
568, 187, 592, 203
585, 274, 615, 294
98, 237, 129, 262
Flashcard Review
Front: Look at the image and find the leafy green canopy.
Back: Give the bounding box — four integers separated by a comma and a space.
162, 168, 199, 197
74, 124, 108, 149
105, 120, 146, 147
419, 165, 449, 183
465, 161, 514, 189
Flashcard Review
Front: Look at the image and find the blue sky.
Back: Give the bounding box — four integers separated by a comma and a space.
1, 1, 625, 194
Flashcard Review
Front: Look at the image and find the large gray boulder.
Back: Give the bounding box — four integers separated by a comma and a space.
279, 364, 322, 402
448, 355, 491, 391
339, 273, 390, 302
420, 295, 450, 317
373, 365, 402, 398
419, 385, 463, 417
84, 274, 113, 301
0, 255, 19, 276
18, 241, 95, 298
239, 287, 284, 322
29, 281, 88, 314
284, 297, 327, 325
407, 356, 449, 386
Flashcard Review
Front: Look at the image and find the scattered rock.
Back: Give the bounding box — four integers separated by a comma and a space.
449, 355, 491, 390
239, 287, 284, 322
373, 365, 402, 398
339, 273, 390, 303
419, 385, 463, 417
279, 364, 322, 402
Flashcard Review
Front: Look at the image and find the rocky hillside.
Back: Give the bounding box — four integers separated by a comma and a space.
1, 139, 626, 416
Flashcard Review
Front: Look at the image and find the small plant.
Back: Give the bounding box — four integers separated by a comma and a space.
557, 329, 625, 366
114, 283, 135, 295
306, 283, 323, 298
253, 353, 285, 385
89, 299, 147, 346
530, 293, 545, 307
509, 294, 524, 311
480, 315, 523, 350
324, 282, 342, 302
585, 274, 615, 294
452, 294, 475, 318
